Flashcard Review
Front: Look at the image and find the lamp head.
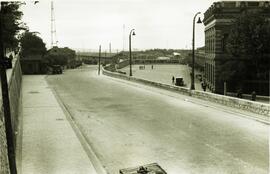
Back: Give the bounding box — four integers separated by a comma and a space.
197, 17, 202, 24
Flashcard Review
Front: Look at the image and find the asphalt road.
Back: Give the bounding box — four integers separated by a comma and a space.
47, 65, 269, 174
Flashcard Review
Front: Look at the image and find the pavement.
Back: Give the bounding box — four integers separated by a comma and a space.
19, 75, 97, 174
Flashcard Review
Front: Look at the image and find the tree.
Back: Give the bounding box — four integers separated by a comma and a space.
44, 47, 76, 66
220, 12, 270, 91
2, 2, 25, 51
19, 31, 47, 58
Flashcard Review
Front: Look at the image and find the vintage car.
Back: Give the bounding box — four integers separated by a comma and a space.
175, 77, 185, 87
52, 65, 62, 74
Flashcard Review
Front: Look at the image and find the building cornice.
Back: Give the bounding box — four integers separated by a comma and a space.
203, 1, 270, 25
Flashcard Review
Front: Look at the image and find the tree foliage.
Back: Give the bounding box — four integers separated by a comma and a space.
220, 12, 270, 89
1, 2, 24, 50
226, 12, 270, 57
45, 47, 76, 66
19, 32, 46, 58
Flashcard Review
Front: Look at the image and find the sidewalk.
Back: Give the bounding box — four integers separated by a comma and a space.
20, 75, 97, 174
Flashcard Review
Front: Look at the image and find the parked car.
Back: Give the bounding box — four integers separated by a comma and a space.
52, 65, 62, 74
175, 77, 185, 86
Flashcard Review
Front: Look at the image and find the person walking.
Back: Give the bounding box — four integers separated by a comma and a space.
172, 76, 175, 84
251, 91, 256, 101
237, 89, 243, 98
201, 81, 206, 92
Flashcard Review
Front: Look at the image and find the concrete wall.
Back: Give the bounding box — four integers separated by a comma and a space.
102, 67, 269, 121
0, 58, 22, 174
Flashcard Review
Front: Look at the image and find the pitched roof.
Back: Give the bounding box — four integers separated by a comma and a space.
21, 55, 43, 61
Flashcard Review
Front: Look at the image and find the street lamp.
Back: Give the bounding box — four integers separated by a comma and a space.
129, 29, 135, 76
190, 12, 202, 90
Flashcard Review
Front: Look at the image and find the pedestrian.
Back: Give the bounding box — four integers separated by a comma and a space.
201, 81, 206, 92
251, 91, 256, 101
236, 89, 243, 98
172, 76, 175, 84
151, 65, 153, 69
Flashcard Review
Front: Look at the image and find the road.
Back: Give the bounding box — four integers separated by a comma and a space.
121, 64, 205, 91
47, 65, 269, 174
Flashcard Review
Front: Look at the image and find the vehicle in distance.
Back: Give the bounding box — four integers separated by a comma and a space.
52, 65, 62, 74
175, 77, 186, 86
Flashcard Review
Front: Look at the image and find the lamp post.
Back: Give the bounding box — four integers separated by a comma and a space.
129, 29, 135, 76
190, 12, 202, 90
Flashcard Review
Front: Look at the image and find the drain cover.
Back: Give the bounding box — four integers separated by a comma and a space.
119, 163, 166, 174
29, 91, 39, 94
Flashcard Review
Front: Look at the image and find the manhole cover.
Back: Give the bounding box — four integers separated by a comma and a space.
120, 163, 166, 174
29, 91, 39, 94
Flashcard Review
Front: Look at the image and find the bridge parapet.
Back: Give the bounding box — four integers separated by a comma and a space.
102, 67, 269, 122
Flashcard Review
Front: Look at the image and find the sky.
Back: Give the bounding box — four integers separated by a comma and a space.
21, 0, 218, 51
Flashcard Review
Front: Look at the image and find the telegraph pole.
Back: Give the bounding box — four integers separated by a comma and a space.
0, 2, 17, 174
98, 45, 101, 75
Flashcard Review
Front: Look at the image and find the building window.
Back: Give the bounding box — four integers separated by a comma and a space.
222, 34, 228, 53
247, 2, 259, 7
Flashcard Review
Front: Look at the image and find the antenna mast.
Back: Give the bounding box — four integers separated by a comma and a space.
51, 1, 58, 48
123, 24, 125, 52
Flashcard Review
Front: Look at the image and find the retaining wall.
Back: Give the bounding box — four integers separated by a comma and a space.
0, 58, 22, 174
102, 67, 270, 120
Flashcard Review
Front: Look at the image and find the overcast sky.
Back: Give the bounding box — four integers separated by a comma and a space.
21, 0, 218, 51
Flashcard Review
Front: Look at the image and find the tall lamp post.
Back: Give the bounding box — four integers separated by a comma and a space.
129, 29, 135, 76
190, 12, 202, 90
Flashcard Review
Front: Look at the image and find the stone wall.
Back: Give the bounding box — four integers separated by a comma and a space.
102, 67, 269, 121
0, 58, 22, 174
0, 120, 10, 174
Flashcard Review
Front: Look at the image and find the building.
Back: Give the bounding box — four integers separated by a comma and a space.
203, 1, 270, 94
20, 55, 46, 74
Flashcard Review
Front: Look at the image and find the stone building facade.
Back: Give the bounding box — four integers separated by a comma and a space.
203, 1, 270, 94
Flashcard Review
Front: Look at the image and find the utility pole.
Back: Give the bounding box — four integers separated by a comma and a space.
123, 24, 125, 51
0, 2, 17, 174
98, 45, 101, 75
